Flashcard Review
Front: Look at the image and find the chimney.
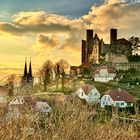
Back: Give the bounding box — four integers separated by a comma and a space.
110, 28, 117, 44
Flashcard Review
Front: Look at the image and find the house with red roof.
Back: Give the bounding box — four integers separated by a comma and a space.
74, 85, 100, 105
94, 65, 116, 83
101, 89, 134, 108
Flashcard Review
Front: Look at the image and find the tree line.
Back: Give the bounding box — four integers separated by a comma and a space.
36, 59, 69, 92
3, 59, 69, 96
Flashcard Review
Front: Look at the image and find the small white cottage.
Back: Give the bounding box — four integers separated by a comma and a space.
101, 89, 134, 108
94, 66, 116, 83
35, 98, 52, 113
75, 85, 100, 105
7, 96, 25, 118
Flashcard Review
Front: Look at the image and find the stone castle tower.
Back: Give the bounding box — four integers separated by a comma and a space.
81, 29, 101, 64
81, 28, 132, 65
21, 58, 34, 93
110, 28, 117, 44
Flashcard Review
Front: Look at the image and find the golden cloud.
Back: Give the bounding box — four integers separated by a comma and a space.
83, 0, 140, 42
0, 0, 140, 69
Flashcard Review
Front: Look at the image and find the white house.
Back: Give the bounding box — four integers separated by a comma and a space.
7, 96, 25, 118
35, 98, 52, 113
101, 89, 134, 108
94, 66, 116, 83
75, 85, 100, 105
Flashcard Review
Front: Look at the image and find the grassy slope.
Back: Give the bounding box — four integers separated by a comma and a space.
86, 81, 140, 98
0, 101, 140, 139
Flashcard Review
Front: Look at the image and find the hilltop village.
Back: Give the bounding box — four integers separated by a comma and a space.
71, 28, 140, 75
0, 28, 140, 111
0, 28, 140, 138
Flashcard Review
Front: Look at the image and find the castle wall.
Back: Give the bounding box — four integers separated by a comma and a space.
110, 43, 132, 56
105, 53, 129, 63
109, 63, 140, 71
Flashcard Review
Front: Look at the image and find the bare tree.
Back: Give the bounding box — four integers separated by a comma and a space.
5, 74, 16, 96
55, 59, 69, 91
39, 60, 54, 92
54, 62, 61, 89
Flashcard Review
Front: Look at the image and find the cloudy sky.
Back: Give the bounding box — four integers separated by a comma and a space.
0, 0, 140, 76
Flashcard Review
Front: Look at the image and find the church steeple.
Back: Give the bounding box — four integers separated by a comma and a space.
29, 57, 32, 77
21, 57, 34, 94
23, 57, 27, 77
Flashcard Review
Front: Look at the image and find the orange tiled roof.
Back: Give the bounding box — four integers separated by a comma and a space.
78, 62, 91, 68
105, 89, 134, 103
80, 85, 94, 95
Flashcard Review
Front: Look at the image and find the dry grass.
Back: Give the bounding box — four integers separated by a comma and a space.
0, 99, 140, 140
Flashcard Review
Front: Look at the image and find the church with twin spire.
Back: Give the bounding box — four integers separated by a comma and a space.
21, 58, 34, 94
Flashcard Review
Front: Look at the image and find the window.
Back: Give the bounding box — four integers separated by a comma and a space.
121, 102, 124, 106
116, 103, 119, 107
95, 93, 97, 96
127, 103, 132, 106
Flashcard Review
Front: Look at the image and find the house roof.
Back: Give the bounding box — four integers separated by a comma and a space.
104, 89, 134, 103
70, 66, 78, 71
78, 62, 91, 68
80, 85, 94, 95
94, 65, 116, 74
9, 96, 24, 105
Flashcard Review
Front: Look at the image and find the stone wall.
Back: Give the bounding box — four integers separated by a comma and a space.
91, 63, 140, 71
109, 63, 140, 71
105, 53, 129, 63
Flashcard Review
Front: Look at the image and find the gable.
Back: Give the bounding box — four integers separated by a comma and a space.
9, 97, 24, 105
88, 88, 100, 96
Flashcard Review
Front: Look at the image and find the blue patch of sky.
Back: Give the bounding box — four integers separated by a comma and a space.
0, 0, 104, 21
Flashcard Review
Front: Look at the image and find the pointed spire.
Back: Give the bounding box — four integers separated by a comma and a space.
29, 57, 32, 77
23, 57, 27, 77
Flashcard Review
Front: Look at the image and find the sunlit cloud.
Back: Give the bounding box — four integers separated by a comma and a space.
0, 0, 140, 75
